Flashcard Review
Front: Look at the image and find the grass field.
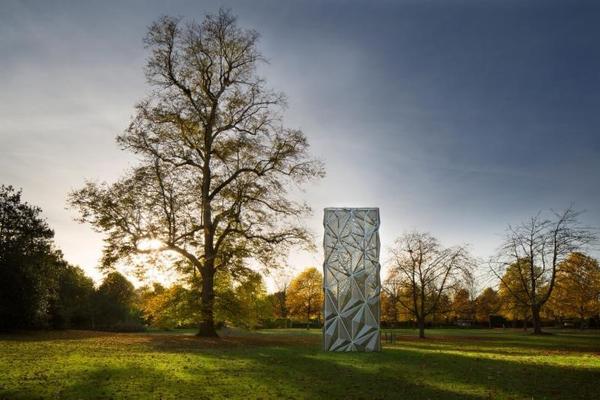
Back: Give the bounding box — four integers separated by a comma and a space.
1, 328, 599, 399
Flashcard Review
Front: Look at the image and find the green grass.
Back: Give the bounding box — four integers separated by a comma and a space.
0, 328, 599, 399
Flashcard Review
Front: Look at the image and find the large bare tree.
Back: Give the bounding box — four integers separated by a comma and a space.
69, 10, 324, 336
490, 208, 596, 334
387, 232, 472, 338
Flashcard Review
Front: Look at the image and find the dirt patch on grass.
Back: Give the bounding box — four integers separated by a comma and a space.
0, 330, 321, 350
0, 330, 119, 341
142, 332, 320, 351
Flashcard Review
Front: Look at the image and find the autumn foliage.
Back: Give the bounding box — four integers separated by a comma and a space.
285, 267, 323, 327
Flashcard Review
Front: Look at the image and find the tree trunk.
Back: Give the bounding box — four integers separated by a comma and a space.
417, 285, 426, 338
198, 113, 216, 338
531, 305, 542, 334
417, 317, 425, 339
197, 265, 218, 337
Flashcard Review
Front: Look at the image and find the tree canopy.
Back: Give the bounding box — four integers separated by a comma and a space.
549, 252, 600, 326
0, 185, 58, 328
286, 267, 323, 327
387, 231, 473, 338
69, 9, 324, 336
491, 208, 596, 334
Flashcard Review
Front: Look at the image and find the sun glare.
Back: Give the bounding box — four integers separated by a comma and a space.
137, 238, 164, 251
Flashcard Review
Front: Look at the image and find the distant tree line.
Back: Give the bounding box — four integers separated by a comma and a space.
0, 185, 139, 330
381, 210, 599, 337
2, 184, 598, 335
381, 250, 600, 332
0, 185, 277, 331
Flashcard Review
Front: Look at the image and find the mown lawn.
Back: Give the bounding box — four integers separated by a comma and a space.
0, 328, 599, 399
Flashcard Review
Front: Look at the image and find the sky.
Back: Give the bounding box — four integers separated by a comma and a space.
1, 0, 599, 290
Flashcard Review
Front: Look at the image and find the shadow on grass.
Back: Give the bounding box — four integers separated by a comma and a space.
1, 353, 486, 400
129, 333, 598, 399
0, 330, 120, 342
2, 330, 599, 399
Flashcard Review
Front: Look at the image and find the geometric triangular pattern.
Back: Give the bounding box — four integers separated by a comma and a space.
323, 208, 381, 352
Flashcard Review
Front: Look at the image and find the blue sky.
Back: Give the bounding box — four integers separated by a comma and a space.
1, 0, 599, 288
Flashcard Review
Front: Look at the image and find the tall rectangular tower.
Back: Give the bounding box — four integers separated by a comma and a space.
323, 208, 381, 351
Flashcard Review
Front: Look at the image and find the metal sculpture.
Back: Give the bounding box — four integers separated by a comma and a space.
323, 208, 381, 351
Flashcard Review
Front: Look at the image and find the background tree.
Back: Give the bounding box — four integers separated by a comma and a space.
549, 252, 600, 327
268, 269, 291, 322
138, 283, 200, 329
381, 268, 403, 325
497, 260, 534, 329
475, 287, 501, 327
380, 292, 397, 326
216, 269, 272, 329
49, 263, 96, 329
69, 10, 324, 336
268, 290, 288, 320
94, 272, 138, 329
490, 209, 596, 334
0, 186, 99, 330
0, 185, 58, 329
387, 231, 472, 338
286, 267, 323, 328
431, 292, 452, 325
450, 287, 475, 322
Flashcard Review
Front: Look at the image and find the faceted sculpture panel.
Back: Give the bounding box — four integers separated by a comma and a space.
323, 208, 381, 351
